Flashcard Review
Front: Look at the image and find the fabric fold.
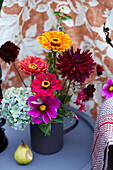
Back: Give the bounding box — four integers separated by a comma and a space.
92, 97, 113, 170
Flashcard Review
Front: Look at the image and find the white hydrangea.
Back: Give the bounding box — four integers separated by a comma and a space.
0, 87, 33, 130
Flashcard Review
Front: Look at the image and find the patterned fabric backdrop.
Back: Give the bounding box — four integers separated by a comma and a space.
0, 0, 113, 120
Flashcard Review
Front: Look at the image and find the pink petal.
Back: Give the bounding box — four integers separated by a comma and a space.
28, 108, 40, 117
42, 112, 52, 124
46, 72, 56, 83
48, 97, 60, 108
32, 117, 42, 124
41, 96, 50, 105
27, 96, 42, 107
46, 106, 57, 118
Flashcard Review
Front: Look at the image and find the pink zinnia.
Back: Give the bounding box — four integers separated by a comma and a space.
101, 79, 113, 99
30, 72, 62, 99
18, 56, 48, 76
27, 96, 60, 124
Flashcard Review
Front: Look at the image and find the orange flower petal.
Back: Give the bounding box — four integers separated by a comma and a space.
37, 31, 73, 52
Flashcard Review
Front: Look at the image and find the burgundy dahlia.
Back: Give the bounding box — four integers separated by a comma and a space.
96, 64, 104, 76
0, 41, 20, 64
83, 84, 95, 100
56, 46, 96, 83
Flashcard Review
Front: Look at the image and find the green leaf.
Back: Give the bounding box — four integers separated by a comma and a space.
57, 106, 70, 118
53, 91, 57, 96
61, 107, 69, 117
48, 52, 52, 58
62, 13, 72, 20
60, 27, 65, 33
61, 17, 67, 21
39, 122, 51, 136
63, 95, 72, 105
47, 59, 50, 64
53, 11, 61, 16
52, 118, 65, 124
57, 69, 61, 74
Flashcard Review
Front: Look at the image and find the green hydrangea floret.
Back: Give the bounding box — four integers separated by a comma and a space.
0, 87, 33, 130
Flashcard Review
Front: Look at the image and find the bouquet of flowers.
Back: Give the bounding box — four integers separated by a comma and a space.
0, 11, 104, 135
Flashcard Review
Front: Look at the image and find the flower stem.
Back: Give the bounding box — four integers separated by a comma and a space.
61, 79, 67, 91
31, 75, 34, 84
13, 62, 27, 87
66, 79, 72, 94
62, 79, 72, 103
53, 51, 56, 69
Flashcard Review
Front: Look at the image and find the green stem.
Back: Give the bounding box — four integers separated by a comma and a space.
59, 18, 62, 26
62, 79, 72, 103
13, 62, 27, 87
21, 139, 25, 145
61, 79, 67, 92
31, 75, 34, 84
66, 79, 72, 94
0, 0, 3, 11
49, 52, 52, 65
53, 51, 57, 69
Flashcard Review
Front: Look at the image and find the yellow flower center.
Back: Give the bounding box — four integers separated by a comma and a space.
39, 105, 46, 111
51, 38, 61, 47
41, 80, 50, 88
109, 86, 113, 92
29, 63, 37, 69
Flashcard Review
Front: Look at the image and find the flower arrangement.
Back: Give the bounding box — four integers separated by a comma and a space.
0, 11, 105, 135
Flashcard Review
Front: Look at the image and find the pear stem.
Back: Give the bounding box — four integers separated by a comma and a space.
21, 139, 25, 145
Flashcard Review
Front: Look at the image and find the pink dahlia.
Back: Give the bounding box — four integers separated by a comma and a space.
56, 46, 96, 82
27, 96, 60, 124
30, 72, 62, 99
0, 41, 20, 64
18, 56, 48, 76
101, 79, 113, 99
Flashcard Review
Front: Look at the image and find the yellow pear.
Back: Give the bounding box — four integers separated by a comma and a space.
14, 140, 33, 164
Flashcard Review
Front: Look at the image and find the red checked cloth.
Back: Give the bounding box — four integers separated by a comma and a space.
92, 97, 113, 170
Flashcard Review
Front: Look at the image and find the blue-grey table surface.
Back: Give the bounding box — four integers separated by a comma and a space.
0, 106, 95, 170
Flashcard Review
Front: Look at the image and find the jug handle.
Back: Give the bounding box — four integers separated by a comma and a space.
63, 118, 79, 135
0, 118, 6, 127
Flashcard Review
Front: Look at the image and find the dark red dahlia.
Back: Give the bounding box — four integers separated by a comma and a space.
96, 64, 104, 76
0, 41, 20, 64
83, 84, 95, 100
56, 46, 96, 83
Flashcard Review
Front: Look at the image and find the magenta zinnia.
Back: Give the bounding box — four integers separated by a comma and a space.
101, 79, 113, 99
18, 56, 48, 76
30, 72, 62, 99
27, 96, 60, 124
56, 47, 96, 82
0, 41, 20, 64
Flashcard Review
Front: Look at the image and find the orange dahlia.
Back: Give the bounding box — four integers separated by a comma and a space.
38, 31, 73, 52
18, 56, 48, 76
